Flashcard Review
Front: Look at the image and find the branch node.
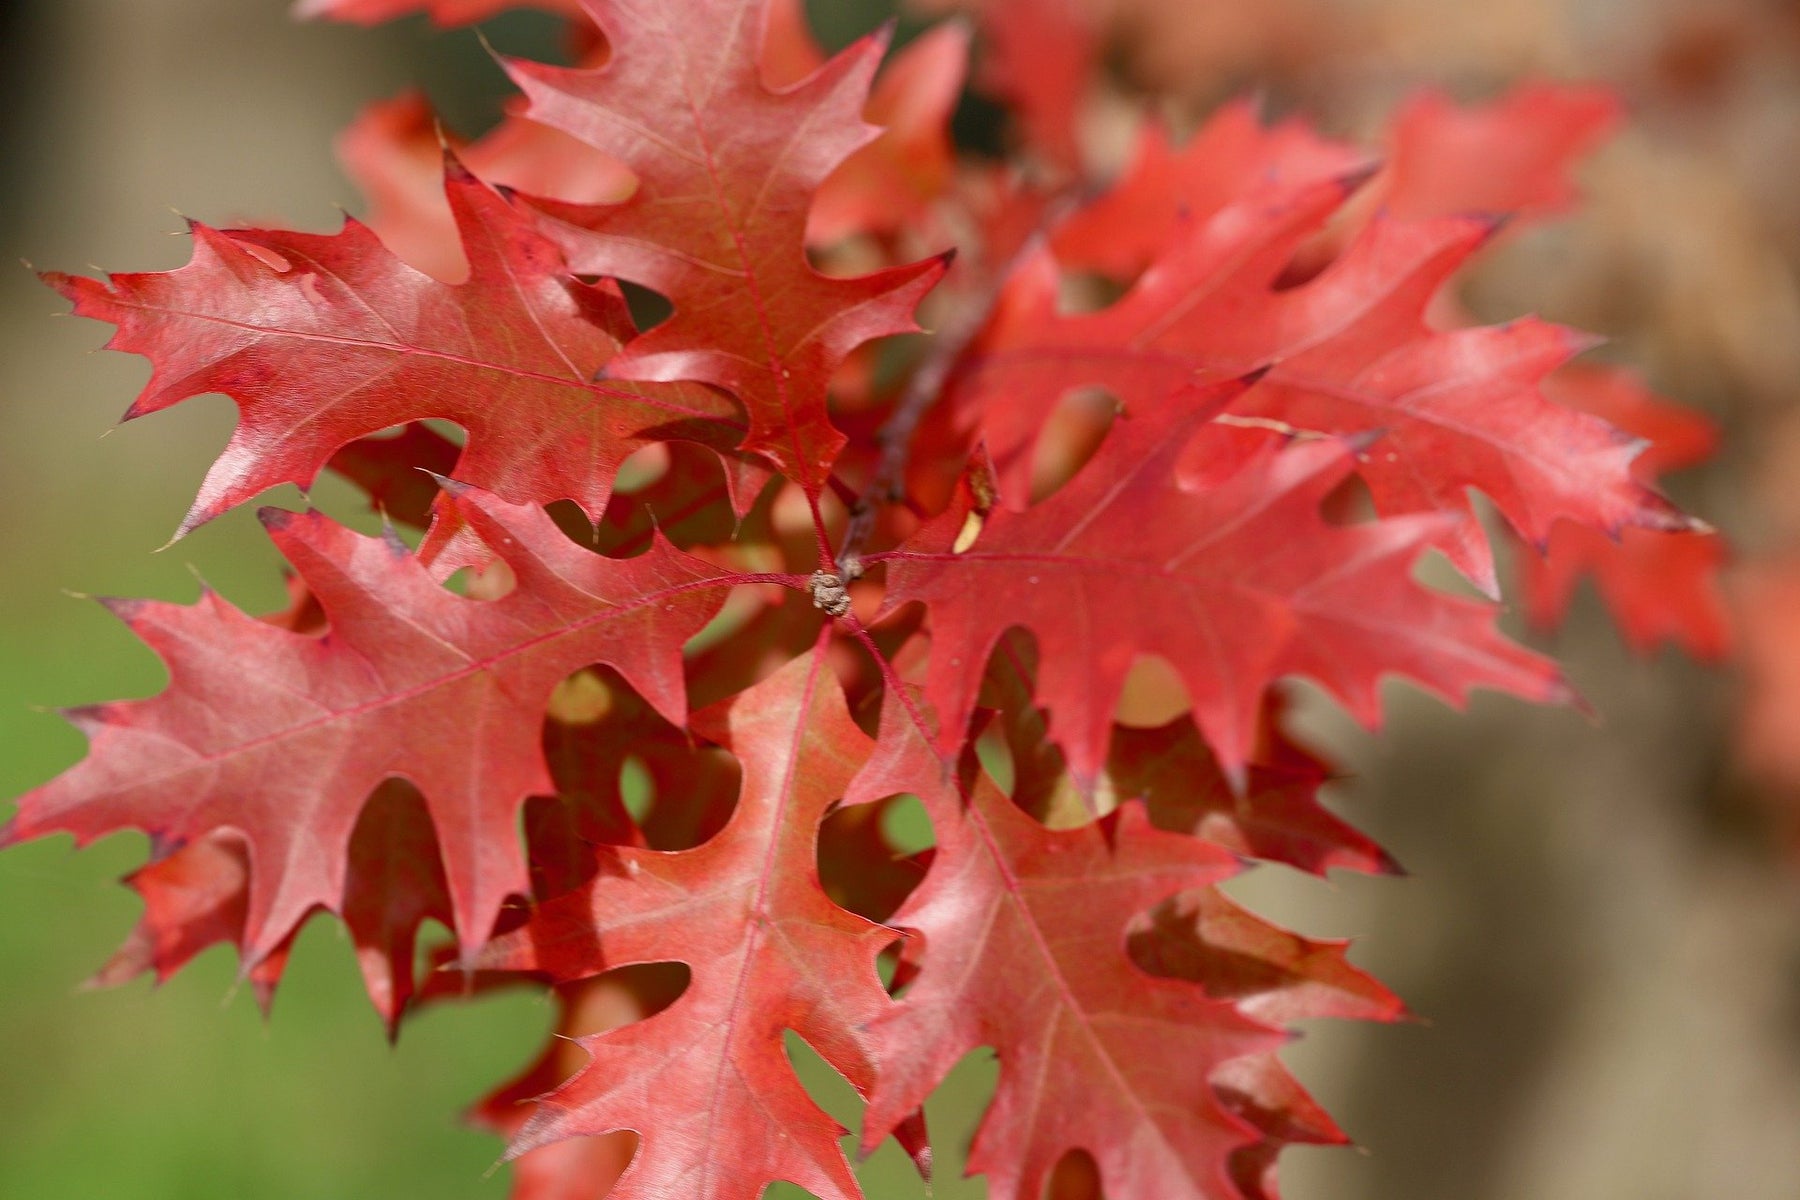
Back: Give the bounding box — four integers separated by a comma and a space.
809, 569, 853, 618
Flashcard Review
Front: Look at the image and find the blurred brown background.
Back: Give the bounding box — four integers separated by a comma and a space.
2, 1, 1798, 1197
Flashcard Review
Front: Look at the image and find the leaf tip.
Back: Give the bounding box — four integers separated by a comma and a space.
851, 15, 899, 61
256, 506, 298, 533
1550, 323, 1608, 360
56, 703, 111, 738
1237, 363, 1275, 391
425, 471, 472, 499
241, 962, 281, 1021
1337, 159, 1385, 197
378, 513, 411, 558
441, 145, 477, 186
94, 594, 148, 622
1475, 210, 1515, 243
38, 268, 83, 302
165, 497, 227, 549
1561, 675, 1596, 720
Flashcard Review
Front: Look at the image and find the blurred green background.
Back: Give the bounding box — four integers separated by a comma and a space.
4, 2, 1800, 1199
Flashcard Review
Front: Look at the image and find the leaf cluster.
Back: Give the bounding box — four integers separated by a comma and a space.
3, 1, 1726, 1197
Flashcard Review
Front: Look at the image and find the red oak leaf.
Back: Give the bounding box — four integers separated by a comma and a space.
974, 651, 1404, 1196
338, 779, 456, 1029
336, 2, 963, 270
108, 852, 437, 1043
325, 420, 766, 574
1051, 100, 1370, 281
1263, 81, 1623, 307
978, 633, 1391, 875
1211, 1051, 1355, 1200
757, 0, 826, 87
478, 645, 913, 1200
1, 484, 735, 965
93, 699, 673, 1035
1, 0, 1737, 1193
87, 580, 454, 1031
1133, 888, 1404, 1199
754, 0, 970, 247
88, 832, 293, 1011
1130, 886, 1403, 1029
108, 661, 731, 1030
972, 0, 1098, 172
82, 566, 333, 1008
1518, 365, 1731, 659
1529, 524, 1732, 658
881, 380, 1566, 785
1380, 82, 1623, 224
851, 702, 1283, 1200
946, 170, 1692, 595
45, 164, 746, 542
470, 975, 678, 1200
1108, 713, 1394, 876
499, 0, 948, 497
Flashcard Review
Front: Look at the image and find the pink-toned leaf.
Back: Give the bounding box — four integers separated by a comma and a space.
46, 164, 747, 542
972, 0, 1098, 171
981, 633, 1392, 875
479, 646, 911, 1200
1380, 81, 1622, 223
500, 0, 948, 495
852, 702, 1282, 1200
1517, 365, 1731, 659
945, 171, 1692, 595
1109, 713, 1392, 876
882, 384, 1567, 785
1052, 101, 1369, 280
471, 974, 684, 1200
88, 833, 292, 1010
1135, 887, 1405, 1199
2, 485, 735, 965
